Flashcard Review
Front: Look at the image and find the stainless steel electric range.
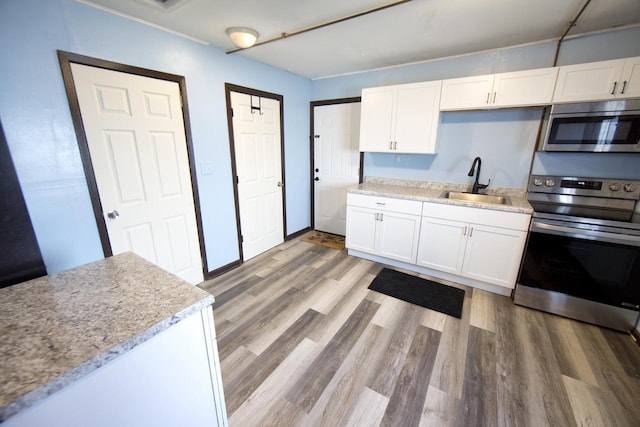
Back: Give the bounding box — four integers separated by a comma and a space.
514, 175, 640, 332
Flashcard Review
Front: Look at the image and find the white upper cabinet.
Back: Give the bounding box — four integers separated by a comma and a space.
440, 67, 558, 110
492, 67, 559, 108
439, 74, 494, 110
553, 56, 640, 102
359, 81, 442, 154
620, 57, 640, 99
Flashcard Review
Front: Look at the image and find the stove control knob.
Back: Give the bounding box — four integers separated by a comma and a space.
533, 178, 543, 186
609, 183, 621, 191
624, 183, 637, 192
544, 178, 555, 187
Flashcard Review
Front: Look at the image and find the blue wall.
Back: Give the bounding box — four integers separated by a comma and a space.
312, 27, 640, 189
0, 0, 311, 275
2, 0, 640, 277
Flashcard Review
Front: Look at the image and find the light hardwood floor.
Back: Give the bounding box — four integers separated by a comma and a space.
200, 237, 640, 427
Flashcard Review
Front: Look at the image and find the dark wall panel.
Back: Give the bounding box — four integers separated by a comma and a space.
0, 121, 47, 287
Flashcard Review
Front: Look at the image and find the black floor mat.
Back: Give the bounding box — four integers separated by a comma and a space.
368, 268, 465, 318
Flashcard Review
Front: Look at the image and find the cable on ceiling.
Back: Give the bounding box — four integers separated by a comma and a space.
553, 0, 592, 66
226, 0, 414, 54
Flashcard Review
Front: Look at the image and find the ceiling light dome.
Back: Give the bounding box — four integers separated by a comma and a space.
226, 27, 259, 49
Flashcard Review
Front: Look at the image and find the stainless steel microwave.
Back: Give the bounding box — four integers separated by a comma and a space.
541, 99, 640, 153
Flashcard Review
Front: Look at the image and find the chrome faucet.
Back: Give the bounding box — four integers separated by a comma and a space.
468, 156, 490, 194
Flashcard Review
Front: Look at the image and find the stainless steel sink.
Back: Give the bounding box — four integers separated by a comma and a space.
442, 191, 510, 205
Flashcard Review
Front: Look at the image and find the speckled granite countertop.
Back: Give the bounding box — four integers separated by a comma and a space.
350, 177, 533, 214
0, 252, 214, 422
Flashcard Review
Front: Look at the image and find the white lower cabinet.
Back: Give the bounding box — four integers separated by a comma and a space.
346, 193, 531, 293
417, 203, 528, 289
416, 217, 466, 274
346, 193, 422, 264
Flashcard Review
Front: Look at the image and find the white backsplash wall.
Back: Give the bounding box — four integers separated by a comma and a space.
365, 108, 543, 189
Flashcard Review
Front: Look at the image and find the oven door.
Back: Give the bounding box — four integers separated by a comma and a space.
542, 112, 640, 152
517, 219, 640, 309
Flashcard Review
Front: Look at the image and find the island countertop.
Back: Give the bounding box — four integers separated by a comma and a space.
349, 177, 533, 214
0, 252, 214, 422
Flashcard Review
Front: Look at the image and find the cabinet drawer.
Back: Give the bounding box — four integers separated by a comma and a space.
422, 202, 530, 231
347, 193, 422, 215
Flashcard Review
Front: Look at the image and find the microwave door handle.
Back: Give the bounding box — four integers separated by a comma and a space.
531, 221, 640, 247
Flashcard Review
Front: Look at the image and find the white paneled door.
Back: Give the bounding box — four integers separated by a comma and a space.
313, 103, 361, 235
231, 92, 284, 260
71, 63, 203, 284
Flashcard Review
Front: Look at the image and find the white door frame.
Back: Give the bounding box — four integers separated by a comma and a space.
310, 98, 364, 232
58, 51, 208, 276
225, 83, 287, 262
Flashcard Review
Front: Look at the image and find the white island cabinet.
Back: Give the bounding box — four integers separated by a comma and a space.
417, 203, 529, 289
359, 81, 442, 154
346, 193, 422, 264
553, 56, 640, 102
0, 253, 227, 427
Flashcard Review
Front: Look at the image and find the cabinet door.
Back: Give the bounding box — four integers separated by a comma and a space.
553, 59, 625, 102
619, 57, 640, 99
461, 224, 526, 288
492, 67, 558, 108
377, 211, 421, 264
440, 74, 494, 110
345, 205, 378, 254
394, 81, 442, 154
416, 217, 466, 274
359, 87, 396, 152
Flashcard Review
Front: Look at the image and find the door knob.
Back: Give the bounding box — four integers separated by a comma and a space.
107, 210, 120, 219
314, 177, 320, 181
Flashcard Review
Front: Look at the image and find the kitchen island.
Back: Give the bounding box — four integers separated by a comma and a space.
0, 252, 227, 426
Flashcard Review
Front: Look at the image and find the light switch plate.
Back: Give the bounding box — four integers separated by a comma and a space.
200, 161, 214, 175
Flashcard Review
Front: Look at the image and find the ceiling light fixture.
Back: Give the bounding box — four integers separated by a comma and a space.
226, 27, 259, 49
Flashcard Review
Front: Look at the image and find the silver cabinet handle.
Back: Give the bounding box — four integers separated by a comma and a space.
486, 92, 490, 104
375, 213, 379, 221
393, 141, 397, 150
621, 81, 628, 94
469, 227, 474, 237
376, 202, 386, 206
379, 213, 383, 221
389, 141, 393, 150
107, 210, 119, 219
611, 81, 618, 95
463, 226, 467, 236
492, 92, 497, 103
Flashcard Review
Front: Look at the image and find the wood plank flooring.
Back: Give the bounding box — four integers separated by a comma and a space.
200, 237, 640, 427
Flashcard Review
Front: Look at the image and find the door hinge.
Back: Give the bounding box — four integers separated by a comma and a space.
236, 175, 239, 184
231, 107, 234, 118
314, 135, 320, 138
240, 234, 244, 242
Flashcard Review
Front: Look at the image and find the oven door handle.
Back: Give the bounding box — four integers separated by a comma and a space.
531, 221, 640, 247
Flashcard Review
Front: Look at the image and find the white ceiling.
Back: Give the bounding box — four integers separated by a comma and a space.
79, 0, 640, 79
